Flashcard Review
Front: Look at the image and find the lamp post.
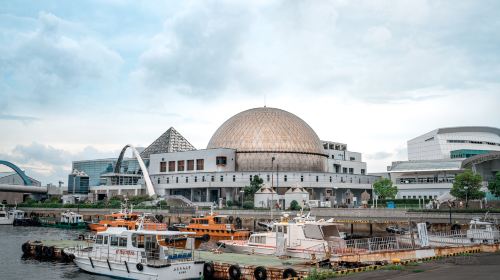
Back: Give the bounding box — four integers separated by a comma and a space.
240, 190, 244, 208
464, 186, 469, 208
271, 156, 275, 220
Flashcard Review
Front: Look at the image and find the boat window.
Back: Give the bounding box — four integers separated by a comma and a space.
277, 226, 283, 233
103, 236, 108, 245
132, 234, 145, 248
304, 224, 323, 240
110, 236, 119, 246
119, 237, 127, 247
284, 226, 288, 234
0, 213, 5, 217
96, 235, 103, 244
321, 225, 340, 238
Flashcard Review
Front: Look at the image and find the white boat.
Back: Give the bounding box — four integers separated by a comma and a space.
0, 204, 25, 225
218, 213, 344, 260
65, 225, 205, 280
466, 217, 500, 243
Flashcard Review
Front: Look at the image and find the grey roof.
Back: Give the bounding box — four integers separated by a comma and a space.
389, 159, 463, 172
436, 126, 500, 136
140, 127, 196, 159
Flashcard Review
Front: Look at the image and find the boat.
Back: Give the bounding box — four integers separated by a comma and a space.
174, 206, 250, 240
466, 217, 500, 243
39, 210, 87, 229
0, 204, 25, 225
65, 223, 205, 279
218, 213, 344, 259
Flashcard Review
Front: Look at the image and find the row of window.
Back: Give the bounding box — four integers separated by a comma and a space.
156, 174, 374, 184
160, 159, 205, 172
402, 195, 438, 199
447, 139, 500, 146
398, 177, 455, 184
95, 235, 127, 247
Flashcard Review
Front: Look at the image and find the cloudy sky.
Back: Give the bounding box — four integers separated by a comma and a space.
1, 0, 499, 185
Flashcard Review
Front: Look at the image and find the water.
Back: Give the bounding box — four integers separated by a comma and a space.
0, 226, 111, 280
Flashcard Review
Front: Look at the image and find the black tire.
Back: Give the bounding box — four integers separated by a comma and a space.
254, 266, 267, 280
22, 242, 31, 255
35, 245, 43, 258
43, 246, 55, 259
203, 262, 215, 280
228, 264, 241, 280
228, 216, 234, 223
201, 234, 210, 242
136, 263, 144, 271
283, 268, 297, 279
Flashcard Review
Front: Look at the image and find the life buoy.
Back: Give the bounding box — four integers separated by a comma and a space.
228, 264, 241, 280
228, 216, 234, 223
158, 215, 164, 222
203, 262, 215, 280
282, 268, 297, 279
254, 266, 267, 280
136, 263, 144, 271
22, 242, 31, 255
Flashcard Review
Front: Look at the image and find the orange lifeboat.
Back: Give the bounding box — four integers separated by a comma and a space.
176, 214, 250, 240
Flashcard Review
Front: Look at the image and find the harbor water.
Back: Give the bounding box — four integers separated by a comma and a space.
0, 226, 110, 280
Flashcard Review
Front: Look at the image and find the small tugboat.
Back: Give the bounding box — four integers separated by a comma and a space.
0, 204, 25, 225
65, 220, 205, 280
174, 206, 250, 240
40, 210, 87, 229
218, 213, 344, 259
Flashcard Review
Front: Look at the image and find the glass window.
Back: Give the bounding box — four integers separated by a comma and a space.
233, 175, 236, 182
216, 156, 227, 165
119, 237, 127, 247
284, 175, 287, 182
160, 162, 167, 172
177, 160, 185, 171
211, 176, 214, 182
220, 175, 224, 182
196, 159, 204, 170
194, 176, 198, 183
103, 235, 108, 245
96, 235, 103, 244
185, 177, 188, 183
166, 177, 169, 184
316, 176, 319, 182
187, 160, 194, 171
202, 176, 205, 182
168, 161, 175, 172
110, 236, 118, 246
301, 175, 304, 182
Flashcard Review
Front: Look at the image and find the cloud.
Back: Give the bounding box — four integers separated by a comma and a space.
0, 142, 118, 185
0, 11, 123, 103
366, 151, 393, 160
0, 114, 39, 123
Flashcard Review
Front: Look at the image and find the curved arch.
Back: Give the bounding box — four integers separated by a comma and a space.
115, 145, 156, 196
0, 160, 33, 186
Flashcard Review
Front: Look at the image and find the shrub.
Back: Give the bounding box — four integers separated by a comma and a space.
289, 200, 301, 211
242, 201, 254, 209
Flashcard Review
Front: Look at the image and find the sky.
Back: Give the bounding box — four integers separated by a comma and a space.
1, 0, 499, 185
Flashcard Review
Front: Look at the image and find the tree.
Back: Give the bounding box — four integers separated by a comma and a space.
289, 200, 301, 211
450, 170, 485, 208
487, 171, 500, 198
243, 175, 264, 202
373, 178, 398, 199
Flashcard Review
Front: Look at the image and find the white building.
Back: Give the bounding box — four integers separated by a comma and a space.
389, 126, 500, 199
408, 127, 500, 161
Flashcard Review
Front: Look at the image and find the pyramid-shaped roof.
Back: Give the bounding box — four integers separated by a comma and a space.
140, 127, 196, 159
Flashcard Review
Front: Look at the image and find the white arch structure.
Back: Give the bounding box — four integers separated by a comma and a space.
115, 144, 156, 196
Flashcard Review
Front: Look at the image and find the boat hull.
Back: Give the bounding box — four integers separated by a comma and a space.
220, 241, 328, 259
73, 256, 204, 280
0, 218, 14, 225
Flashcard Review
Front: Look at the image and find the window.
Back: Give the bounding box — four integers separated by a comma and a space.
233, 175, 236, 182
211, 176, 215, 182
196, 159, 204, 170
194, 176, 197, 183
329, 176, 332, 182
187, 160, 194, 171
177, 160, 185, 171
157, 177, 160, 184
267, 174, 270, 182
168, 161, 175, 172
166, 177, 169, 184
249, 175, 253, 182
216, 156, 227, 165
361, 169, 365, 175
202, 176, 205, 182
160, 162, 167, 172
103, 236, 108, 245
350, 157, 355, 161
110, 236, 118, 246
176, 177, 179, 183
316, 176, 319, 182
185, 177, 188, 183
301, 175, 304, 182
96, 235, 103, 244
349, 168, 354, 174
342, 167, 347, 174
119, 237, 127, 247
220, 175, 224, 182
284, 175, 287, 182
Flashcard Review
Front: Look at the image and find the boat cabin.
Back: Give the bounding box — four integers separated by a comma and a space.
60, 211, 84, 224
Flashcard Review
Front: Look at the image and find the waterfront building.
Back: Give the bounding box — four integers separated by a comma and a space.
67, 170, 90, 194
0, 172, 41, 204
82, 107, 378, 207
388, 126, 500, 199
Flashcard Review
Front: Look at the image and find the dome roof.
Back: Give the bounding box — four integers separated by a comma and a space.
207, 107, 327, 172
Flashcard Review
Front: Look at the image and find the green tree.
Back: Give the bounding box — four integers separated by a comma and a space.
450, 170, 485, 208
373, 178, 398, 199
243, 175, 264, 202
487, 171, 500, 198
289, 200, 301, 211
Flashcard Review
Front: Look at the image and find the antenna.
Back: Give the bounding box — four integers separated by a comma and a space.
264, 94, 267, 107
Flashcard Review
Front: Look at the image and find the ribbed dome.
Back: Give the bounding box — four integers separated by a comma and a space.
207, 107, 327, 172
